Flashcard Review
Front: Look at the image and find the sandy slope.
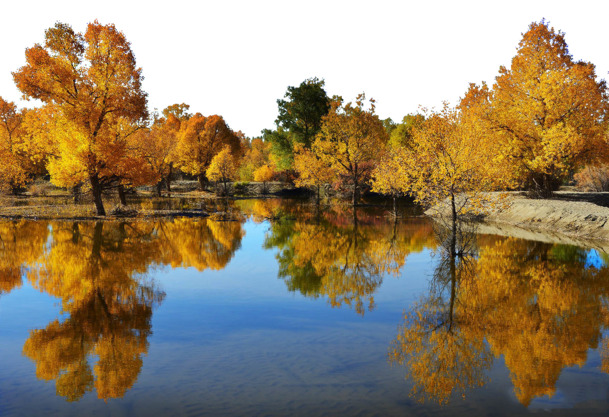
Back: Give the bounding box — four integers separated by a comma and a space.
427, 191, 609, 248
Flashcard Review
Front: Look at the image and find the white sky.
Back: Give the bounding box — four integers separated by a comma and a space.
1, 0, 608, 137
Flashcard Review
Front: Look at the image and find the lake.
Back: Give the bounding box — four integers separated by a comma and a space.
1, 198, 608, 416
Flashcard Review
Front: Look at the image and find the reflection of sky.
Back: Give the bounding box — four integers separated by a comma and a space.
586, 249, 607, 269
1, 219, 609, 416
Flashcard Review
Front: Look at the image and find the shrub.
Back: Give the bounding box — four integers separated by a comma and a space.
574, 165, 609, 191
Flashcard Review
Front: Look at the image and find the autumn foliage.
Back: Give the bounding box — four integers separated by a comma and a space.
13, 21, 151, 215
312, 94, 388, 205
0, 19, 607, 214
463, 21, 609, 196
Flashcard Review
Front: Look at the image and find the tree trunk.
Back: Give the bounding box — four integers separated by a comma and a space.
450, 192, 457, 258
156, 182, 163, 197
352, 179, 358, 206
165, 165, 172, 196
528, 172, 558, 198
72, 184, 81, 203
393, 195, 397, 218
90, 174, 106, 216
316, 184, 321, 205
198, 174, 207, 191
118, 184, 127, 206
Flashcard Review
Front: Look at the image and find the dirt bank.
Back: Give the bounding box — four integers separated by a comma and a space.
427, 191, 609, 245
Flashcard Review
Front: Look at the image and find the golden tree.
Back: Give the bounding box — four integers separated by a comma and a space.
0, 97, 30, 192
13, 21, 149, 215
471, 20, 609, 196
370, 147, 410, 217
312, 94, 388, 205
174, 114, 241, 190
293, 143, 335, 202
253, 164, 274, 194
206, 145, 237, 196
132, 105, 190, 197
238, 137, 272, 181
400, 104, 510, 255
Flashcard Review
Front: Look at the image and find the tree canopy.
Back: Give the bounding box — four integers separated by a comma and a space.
13, 21, 149, 214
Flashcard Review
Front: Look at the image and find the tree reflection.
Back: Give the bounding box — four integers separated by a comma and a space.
260, 202, 436, 315
0, 220, 48, 295
5, 216, 246, 402
24, 222, 165, 401
155, 217, 244, 271
389, 225, 491, 405
390, 223, 609, 406
468, 237, 609, 406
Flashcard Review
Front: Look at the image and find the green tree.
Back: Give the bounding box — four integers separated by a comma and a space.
264, 77, 331, 171
276, 77, 331, 148
388, 114, 425, 150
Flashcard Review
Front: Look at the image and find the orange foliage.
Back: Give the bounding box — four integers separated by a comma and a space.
312, 94, 388, 205
13, 21, 149, 214
175, 114, 241, 189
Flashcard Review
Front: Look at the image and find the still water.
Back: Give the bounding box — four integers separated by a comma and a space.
1, 198, 609, 416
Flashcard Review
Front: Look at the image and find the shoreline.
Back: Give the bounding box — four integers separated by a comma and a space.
427, 191, 609, 249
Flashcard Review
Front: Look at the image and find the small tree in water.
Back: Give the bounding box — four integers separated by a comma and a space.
400, 104, 511, 256
370, 148, 410, 217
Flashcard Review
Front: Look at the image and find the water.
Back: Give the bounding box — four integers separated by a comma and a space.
0, 198, 608, 416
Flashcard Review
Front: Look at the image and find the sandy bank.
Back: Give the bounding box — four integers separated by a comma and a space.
427, 191, 609, 248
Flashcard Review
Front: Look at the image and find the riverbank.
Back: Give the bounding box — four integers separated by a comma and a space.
427, 191, 609, 246
0, 180, 302, 220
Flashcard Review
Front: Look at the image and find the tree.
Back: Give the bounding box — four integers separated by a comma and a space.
276, 77, 331, 148
134, 104, 190, 197
312, 94, 388, 206
293, 144, 335, 203
162, 102, 192, 121
472, 20, 609, 196
253, 164, 274, 194
399, 104, 510, 256
263, 77, 331, 172
0, 98, 30, 192
370, 147, 410, 216
206, 146, 237, 196
174, 114, 241, 190
13, 21, 149, 215
238, 137, 272, 181
388, 114, 425, 150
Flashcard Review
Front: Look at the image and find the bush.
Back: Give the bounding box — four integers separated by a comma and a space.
233, 181, 251, 195
574, 165, 609, 191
